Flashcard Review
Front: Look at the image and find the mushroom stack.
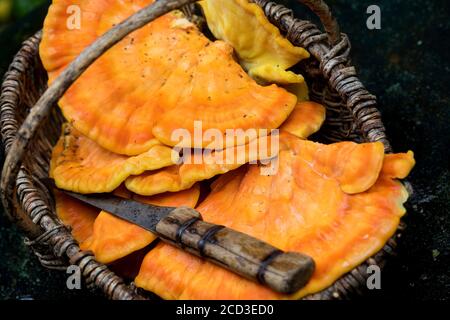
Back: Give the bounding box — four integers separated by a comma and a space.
41, 0, 415, 299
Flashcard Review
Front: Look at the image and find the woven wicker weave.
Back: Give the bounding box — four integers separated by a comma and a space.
0, 0, 404, 300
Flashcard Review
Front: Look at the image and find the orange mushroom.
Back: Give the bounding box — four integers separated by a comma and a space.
125, 135, 278, 196
125, 103, 326, 196
81, 184, 200, 264
381, 151, 415, 179
280, 101, 326, 139
40, 0, 297, 155
55, 184, 200, 265
135, 133, 414, 299
51, 125, 176, 194
55, 190, 99, 244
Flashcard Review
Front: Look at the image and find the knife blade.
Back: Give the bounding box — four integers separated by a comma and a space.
47, 180, 315, 294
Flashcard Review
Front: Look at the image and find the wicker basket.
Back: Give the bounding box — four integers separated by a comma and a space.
0, 0, 403, 300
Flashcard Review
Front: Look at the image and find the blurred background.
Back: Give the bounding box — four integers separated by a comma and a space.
0, 0, 48, 25
0, 0, 448, 300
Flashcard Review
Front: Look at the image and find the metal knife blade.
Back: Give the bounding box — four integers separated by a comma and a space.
43, 179, 176, 232
63, 190, 176, 232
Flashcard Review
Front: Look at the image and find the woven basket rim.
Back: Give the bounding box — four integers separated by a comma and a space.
0, 0, 402, 300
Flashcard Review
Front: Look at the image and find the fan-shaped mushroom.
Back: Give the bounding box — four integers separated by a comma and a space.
200, 0, 309, 85
55, 184, 200, 264
55, 190, 99, 244
125, 134, 278, 196
125, 102, 326, 196
40, 0, 297, 155
51, 125, 176, 194
280, 101, 326, 139
135, 133, 414, 299
81, 185, 200, 264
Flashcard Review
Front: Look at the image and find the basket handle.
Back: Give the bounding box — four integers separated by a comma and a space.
0, 0, 198, 224
254, 0, 341, 45
296, 0, 341, 45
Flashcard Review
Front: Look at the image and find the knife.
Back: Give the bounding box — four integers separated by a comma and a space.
49, 182, 315, 294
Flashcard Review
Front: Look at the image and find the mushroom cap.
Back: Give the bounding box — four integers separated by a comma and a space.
81, 185, 200, 264
135, 133, 414, 299
125, 102, 325, 196
55, 190, 99, 244
285, 81, 310, 102
280, 101, 326, 139
200, 0, 310, 85
55, 184, 200, 265
52, 101, 325, 197
51, 125, 177, 194
279, 132, 386, 194
125, 134, 278, 196
41, 0, 297, 155
381, 151, 415, 179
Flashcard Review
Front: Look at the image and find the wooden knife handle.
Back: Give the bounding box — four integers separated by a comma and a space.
155, 207, 315, 294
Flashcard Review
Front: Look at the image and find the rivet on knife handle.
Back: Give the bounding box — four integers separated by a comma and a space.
155, 207, 315, 294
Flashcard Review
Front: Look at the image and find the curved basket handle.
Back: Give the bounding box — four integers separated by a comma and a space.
296, 0, 341, 45
1, 0, 198, 224
254, 0, 341, 45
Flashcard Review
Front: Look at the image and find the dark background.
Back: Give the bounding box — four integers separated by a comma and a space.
0, 0, 448, 300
